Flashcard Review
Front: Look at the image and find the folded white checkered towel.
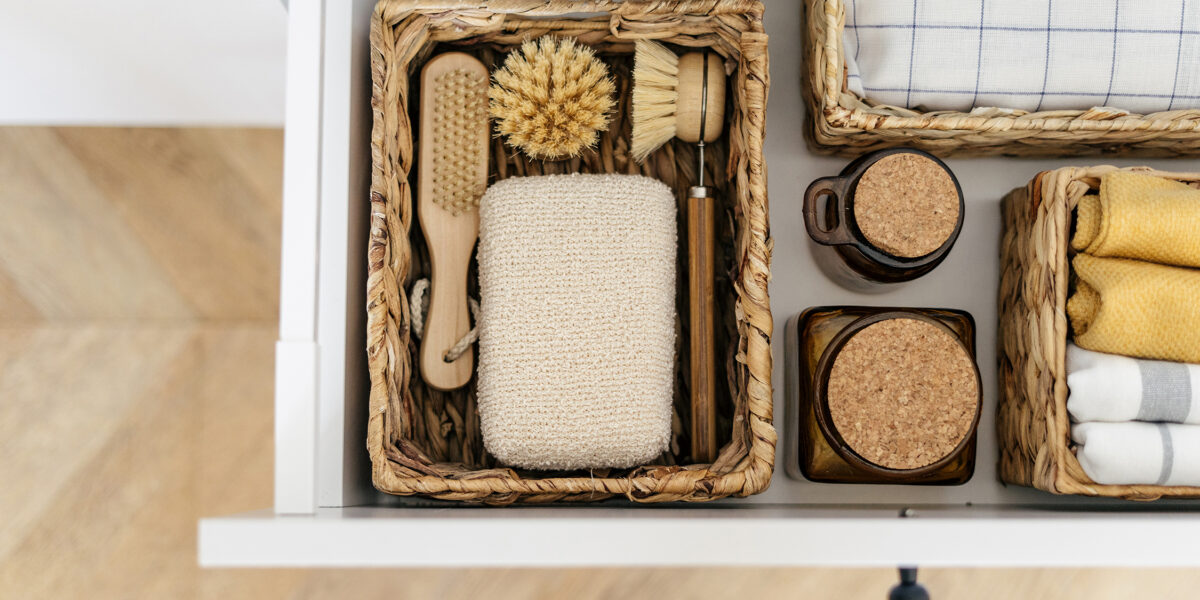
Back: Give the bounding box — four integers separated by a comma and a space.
845, 0, 1200, 113
1073, 422, 1200, 486
1067, 344, 1200, 424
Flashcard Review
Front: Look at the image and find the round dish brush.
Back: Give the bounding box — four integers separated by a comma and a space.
632, 39, 727, 463
631, 40, 726, 163
488, 36, 616, 160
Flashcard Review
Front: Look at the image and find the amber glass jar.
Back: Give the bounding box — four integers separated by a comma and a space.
795, 306, 981, 485
803, 148, 964, 293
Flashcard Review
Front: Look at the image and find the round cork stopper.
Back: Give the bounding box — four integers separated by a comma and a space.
852, 153, 960, 258
826, 317, 979, 471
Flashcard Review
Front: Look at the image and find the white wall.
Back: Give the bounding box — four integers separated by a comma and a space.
0, 1, 287, 126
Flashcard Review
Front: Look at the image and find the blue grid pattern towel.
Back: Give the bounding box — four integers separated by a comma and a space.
845, 0, 1200, 113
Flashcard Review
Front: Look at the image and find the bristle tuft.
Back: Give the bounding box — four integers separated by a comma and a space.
488, 36, 615, 161
632, 40, 680, 163
431, 68, 488, 215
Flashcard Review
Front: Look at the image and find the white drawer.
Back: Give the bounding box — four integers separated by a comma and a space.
199, 0, 1200, 567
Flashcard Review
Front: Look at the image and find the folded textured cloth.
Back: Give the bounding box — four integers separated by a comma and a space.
844, 0, 1200, 113
1067, 344, 1200, 424
475, 174, 676, 470
1073, 422, 1200, 486
1072, 172, 1200, 268
1068, 254, 1200, 363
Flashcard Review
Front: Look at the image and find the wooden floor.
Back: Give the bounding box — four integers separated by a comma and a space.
1, 127, 1197, 599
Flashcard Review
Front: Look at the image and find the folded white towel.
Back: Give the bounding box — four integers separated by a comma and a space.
844, 0, 1200, 113
1073, 422, 1200, 486
475, 173, 677, 471
1067, 344, 1200, 424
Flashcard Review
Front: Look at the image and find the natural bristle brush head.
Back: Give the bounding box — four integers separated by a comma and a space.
431, 66, 488, 215
632, 40, 727, 163
488, 36, 616, 161
631, 40, 681, 162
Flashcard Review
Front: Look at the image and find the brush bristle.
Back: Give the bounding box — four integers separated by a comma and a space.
432, 68, 488, 215
631, 39, 680, 163
488, 36, 615, 161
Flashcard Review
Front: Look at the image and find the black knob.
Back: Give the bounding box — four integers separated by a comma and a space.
888, 567, 930, 600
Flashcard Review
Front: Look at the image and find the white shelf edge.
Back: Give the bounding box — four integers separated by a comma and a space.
199, 507, 1200, 567
274, 0, 325, 515
315, 0, 375, 510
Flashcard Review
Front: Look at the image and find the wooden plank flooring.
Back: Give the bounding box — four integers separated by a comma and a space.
0, 127, 1196, 599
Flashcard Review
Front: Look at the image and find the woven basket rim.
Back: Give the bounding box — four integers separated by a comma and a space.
365, 0, 775, 504
378, 0, 765, 16
804, 0, 1200, 156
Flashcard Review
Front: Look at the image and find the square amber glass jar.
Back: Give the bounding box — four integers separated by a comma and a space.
795, 306, 980, 485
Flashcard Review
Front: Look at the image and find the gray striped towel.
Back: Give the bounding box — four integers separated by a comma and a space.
1073, 422, 1200, 486
1067, 344, 1200, 424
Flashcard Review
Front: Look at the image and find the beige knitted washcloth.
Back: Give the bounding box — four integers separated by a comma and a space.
476, 173, 677, 470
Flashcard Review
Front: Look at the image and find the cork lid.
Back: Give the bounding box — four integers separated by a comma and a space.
852, 153, 960, 259
826, 317, 980, 471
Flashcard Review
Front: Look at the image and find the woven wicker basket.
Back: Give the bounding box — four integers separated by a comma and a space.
365, 0, 775, 504
803, 0, 1200, 157
998, 165, 1200, 500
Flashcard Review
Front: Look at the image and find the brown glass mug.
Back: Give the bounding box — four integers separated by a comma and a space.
803, 148, 965, 292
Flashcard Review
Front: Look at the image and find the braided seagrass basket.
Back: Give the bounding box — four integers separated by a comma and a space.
998, 165, 1200, 500
804, 0, 1200, 157
366, 0, 775, 504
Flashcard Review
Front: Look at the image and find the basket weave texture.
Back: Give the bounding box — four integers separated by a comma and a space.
804, 0, 1200, 157
998, 165, 1200, 500
366, 0, 775, 504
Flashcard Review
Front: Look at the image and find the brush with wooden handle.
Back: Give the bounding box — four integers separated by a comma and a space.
417, 52, 489, 391
632, 40, 726, 463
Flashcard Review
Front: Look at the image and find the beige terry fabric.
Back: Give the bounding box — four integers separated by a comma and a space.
1072, 172, 1200, 268
475, 174, 677, 470
1068, 254, 1200, 364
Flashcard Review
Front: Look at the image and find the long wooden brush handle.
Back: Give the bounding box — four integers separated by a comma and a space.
688, 187, 718, 463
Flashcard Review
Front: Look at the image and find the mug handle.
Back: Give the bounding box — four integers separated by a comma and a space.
803, 176, 855, 246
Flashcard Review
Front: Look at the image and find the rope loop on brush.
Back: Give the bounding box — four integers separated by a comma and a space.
409, 278, 479, 362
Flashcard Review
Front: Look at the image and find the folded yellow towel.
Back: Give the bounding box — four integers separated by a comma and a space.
1072, 172, 1200, 268
1068, 254, 1200, 363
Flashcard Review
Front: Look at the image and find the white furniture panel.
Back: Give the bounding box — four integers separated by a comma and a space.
0, 1, 286, 126
199, 0, 1200, 566
201, 507, 1200, 567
